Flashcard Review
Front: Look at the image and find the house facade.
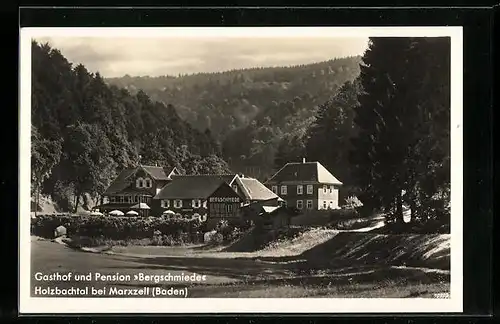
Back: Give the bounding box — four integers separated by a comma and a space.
152, 174, 239, 217
98, 165, 179, 216
265, 159, 343, 212
153, 174, 282, 222
207, 182, 244, 229
100, 166, 283, 220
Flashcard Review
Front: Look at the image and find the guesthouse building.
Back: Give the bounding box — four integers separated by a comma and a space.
97, 165, 180, 216
152, 174, 239, 218
265, 159, 343, 211
153, 174, 282, 223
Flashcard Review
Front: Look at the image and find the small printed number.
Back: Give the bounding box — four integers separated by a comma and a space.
433, 292, 450, 299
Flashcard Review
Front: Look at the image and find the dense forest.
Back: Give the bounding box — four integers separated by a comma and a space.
31, 41, 230, 212
106, 57, 362, 179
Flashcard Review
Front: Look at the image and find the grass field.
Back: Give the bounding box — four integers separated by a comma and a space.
30, 229, 450, 298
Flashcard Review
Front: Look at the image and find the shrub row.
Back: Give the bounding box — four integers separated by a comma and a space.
31, 214, 205, 241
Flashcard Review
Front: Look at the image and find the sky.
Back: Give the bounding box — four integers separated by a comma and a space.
36, 36, 369, 77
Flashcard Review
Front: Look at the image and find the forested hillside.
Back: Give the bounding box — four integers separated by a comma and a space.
31, 41, 230, 212
106, 57, 362, 178
274, 37, 451, 230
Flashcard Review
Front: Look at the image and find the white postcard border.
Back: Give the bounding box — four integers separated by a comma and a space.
19, 26, 463, 314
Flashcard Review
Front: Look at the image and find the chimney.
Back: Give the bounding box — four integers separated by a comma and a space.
302, 157, 306, 163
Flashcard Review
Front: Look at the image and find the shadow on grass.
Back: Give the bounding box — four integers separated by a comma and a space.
113, 255, 294, 282
120, 251, 450, 287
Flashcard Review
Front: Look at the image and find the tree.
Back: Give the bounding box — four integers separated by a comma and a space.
350, 37, 451, 227
305, 79, 361, 197
61, 123, 116, 212
31, 126, 62, 215
274, 135, 306, 170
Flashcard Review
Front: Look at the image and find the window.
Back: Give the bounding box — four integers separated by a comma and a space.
297, 185, 303, 195
281, 185, 287, 195
232, 185, 238, 193
192, 199, 202, 208
136, 177, 144, 188
323, 185, 328, 193
329, 201, 334, 209
271, 186, 278, 194
127, 196, 133, 203
161, 200, 170, 208
109, 196, 116, 203
134, 195, 139, 203
296, 200, 303, 209
306, 200, 313, 209
323, 200, 327, 209
144, 178, 152, 188
330, 185, 334, 193
174, 200, 183, 208
118, 196, 124, 203
307, 185, 313, 194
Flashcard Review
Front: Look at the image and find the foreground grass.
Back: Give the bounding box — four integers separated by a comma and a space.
201, 281, 448, 298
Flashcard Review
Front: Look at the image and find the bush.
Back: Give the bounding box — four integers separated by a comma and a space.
342, 196, 363, 209
31, 214, 203, 243
329, 208, 359, 221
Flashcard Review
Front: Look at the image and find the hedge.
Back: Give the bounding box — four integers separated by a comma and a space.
31, 214, 204, 241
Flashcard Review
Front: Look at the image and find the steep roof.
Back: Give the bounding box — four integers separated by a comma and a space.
265, 161, 342, 185
103, 168, 136, 195
103, 165, 177, 195
141, 165, 177, 180
154, 174, 238, 199
237, 177, 280, 201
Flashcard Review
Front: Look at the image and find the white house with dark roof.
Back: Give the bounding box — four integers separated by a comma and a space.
265, 158, 343, 211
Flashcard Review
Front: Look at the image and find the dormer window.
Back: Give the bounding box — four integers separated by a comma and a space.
232, 185, 238, 193
144, 178, 152, 188
136, 177, 144, 188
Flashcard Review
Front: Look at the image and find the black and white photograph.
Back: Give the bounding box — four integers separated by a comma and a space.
19, 27, 463, 313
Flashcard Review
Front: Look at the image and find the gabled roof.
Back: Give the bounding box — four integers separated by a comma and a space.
237, 177, 280, 201
140, 165, 178, 181
265, 161, 342, 185
262, 206, 280, 214
208, 182, 245, 200
103, 165, 177, 195
154, 174, 238, 200
103, 168, 136, 195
